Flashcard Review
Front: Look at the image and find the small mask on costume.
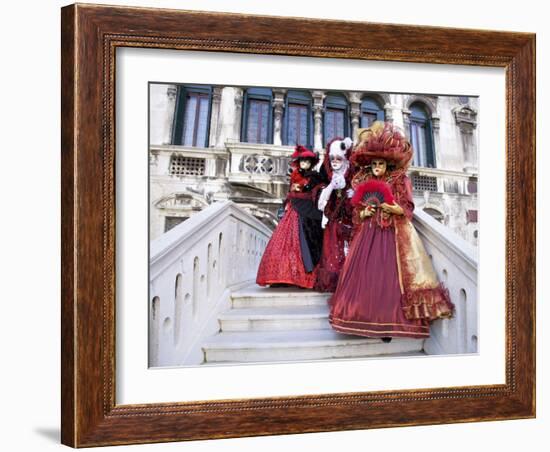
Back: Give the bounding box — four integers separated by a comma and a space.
299, 159, 312, 170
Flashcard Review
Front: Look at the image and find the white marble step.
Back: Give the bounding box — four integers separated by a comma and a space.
231, 285, 331, 308
202, 329, 424, 363
218, 305, 330, 332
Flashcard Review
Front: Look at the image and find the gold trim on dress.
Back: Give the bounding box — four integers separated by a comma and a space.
332, 323, 429, 337
330, 316, 429, 330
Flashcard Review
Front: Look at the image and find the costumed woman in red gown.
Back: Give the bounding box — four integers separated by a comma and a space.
256, 145, 325, 289
315, 137, 355, 293
329, 121, 454, 340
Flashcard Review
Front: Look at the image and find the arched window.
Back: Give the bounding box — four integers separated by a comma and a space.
172, 85, 212, 147
361, 97, 384, 128
242, 87, 273, 144
324, 93, 349, 146
284, 90, 313, 147
409, 102, 435, 167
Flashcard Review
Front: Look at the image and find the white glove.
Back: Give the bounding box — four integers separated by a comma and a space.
346, 188, 355, 199
321, 214, 329, 229
318, 183, 333, 211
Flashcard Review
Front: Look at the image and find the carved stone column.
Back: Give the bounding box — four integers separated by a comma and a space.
383, 103, 394, 123
401, 108, 411, 140
233, 88, 244, 141
272, 89, 287, 146
431, 114, 441, 167
348, 91, 361, 144
454, 106, 478, 173
312, 90, 325, 152
216, 87, 244, 148
161, 85, 178, 145
208, 86, 223, 148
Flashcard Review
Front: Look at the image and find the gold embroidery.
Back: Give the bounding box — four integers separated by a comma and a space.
330, 316, 429, 330
332, 323, 429, 337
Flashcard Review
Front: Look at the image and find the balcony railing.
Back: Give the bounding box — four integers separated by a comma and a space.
409, 166, 477, 195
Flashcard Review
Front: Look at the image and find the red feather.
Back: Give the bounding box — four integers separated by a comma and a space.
351, 180, 395, 207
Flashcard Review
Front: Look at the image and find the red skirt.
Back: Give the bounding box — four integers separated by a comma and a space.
256, 206, 318, 289
315, 220, 349, 293
329, 223, 429, 339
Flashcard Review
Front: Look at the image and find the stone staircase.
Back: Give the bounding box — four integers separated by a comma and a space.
201, 285, 425, 364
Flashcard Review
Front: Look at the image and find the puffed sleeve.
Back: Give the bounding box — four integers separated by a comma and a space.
394, 175, 415, 220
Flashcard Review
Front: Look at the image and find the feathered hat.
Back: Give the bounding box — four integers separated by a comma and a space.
291, 145, 319, 166
351, 121, 413, 169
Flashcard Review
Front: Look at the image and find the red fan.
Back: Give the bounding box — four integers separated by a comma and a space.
351, 179, 395, 209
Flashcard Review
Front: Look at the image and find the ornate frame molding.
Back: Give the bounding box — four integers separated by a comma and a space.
61, 4, 535, 447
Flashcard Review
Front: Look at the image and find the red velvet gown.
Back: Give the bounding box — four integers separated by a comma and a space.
314, 177, 354, 293
256, 169, 323, 289
328, 175, 429, 339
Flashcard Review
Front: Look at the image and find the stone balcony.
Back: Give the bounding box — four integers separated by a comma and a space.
149, 142, 479, 244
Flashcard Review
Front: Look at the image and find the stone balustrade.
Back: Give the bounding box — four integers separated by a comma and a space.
149, 201, 478, 366
409, 166, 477, 195
150, 144, 228, 179
413, 209, 478, 354
149, 201, 272, 366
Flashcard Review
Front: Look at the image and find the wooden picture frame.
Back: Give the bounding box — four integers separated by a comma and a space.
61, 3, 535, 447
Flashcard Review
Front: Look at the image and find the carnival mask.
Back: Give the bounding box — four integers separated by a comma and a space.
299, 159, 312, 170
330, 155, 344, 171
371, 159, 387, 177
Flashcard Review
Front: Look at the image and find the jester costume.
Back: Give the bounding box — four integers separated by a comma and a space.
329, 122, 454, 339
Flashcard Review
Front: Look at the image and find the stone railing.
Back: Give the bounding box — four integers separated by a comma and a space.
225, 140, 296, 200
413, 209, 478, 355
149, 144, 228, 179
409, 166, 477, 196
149, 201, 272, 366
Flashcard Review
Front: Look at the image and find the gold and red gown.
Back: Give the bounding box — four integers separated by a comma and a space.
329, 170, 453, 338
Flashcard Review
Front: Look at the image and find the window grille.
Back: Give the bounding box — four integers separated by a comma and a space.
412, 174, 438, 192
169, 156, 205, 176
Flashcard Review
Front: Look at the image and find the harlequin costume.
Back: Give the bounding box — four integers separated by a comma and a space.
256, 145, 325, 288
314, 137, 355, 293
329, 122, 454, 339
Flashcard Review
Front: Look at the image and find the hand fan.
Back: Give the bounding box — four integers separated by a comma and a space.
351, 179, 395, 209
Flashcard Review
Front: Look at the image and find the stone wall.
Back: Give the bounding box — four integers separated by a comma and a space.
149, 84, 479, 244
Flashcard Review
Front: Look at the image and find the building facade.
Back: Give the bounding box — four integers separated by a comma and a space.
149, 83, 479, 245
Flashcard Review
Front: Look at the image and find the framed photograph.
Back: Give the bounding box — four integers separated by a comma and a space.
61, 3, 535, 447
